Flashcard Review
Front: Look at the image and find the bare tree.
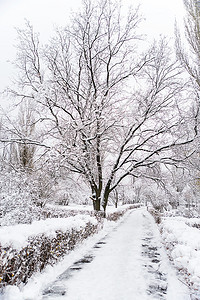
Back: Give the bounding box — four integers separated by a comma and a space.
176, 0, 200, 88
175, 0, 200, 209
9, 100, 37, 171
8, 0, 197, 212
175, 0, 200, 133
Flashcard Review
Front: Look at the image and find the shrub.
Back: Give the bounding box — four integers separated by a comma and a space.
0, 221, 98, 288
148, 208, 161, 224
0, 204, 138, 290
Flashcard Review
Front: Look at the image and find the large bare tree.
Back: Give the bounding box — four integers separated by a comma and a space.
7, 0, 197, 212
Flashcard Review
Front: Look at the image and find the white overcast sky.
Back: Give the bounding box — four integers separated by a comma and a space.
0, 0, 186, 95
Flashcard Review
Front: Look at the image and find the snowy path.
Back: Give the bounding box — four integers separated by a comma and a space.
20, 208, 191, 300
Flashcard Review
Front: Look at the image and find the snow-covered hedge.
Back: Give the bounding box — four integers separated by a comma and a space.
160, 217, 200, 295
0, 215, 99, 288
147, 208, 161, 224
0, 204, 138, 290
106, 204, 141, 221
42, 203, 140, 222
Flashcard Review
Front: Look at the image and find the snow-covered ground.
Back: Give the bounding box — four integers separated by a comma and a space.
1, 208, 191, 300
161, 216, 200, 296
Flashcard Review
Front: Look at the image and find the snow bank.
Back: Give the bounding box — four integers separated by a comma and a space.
0, 205, 138, 291
0, 215, 97, 250
161, 218, 200, 250
0, 215, 99, 289
0, 286, 24, 300
161, 217, 200, 293
1, 210, 133, 300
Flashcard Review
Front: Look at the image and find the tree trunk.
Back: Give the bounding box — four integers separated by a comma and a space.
94, 197, 101, 211
102, 187, 110, 213
115, 190, 118, 208
91, 186, 101, 211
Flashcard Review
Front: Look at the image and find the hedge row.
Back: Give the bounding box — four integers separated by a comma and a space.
0, 204, 139, 290
106, 204, 141, 221
148, 208, 162, 224
0, 221, 98, 288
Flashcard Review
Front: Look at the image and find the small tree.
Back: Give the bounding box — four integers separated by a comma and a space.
9, 100, 36, 171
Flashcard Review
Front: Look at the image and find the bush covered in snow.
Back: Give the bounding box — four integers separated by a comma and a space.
0, 215, 99, 288
0, 168, 45, 226
0, 166, 90, 226
148, 208, 161, 224
0, 205, 136, 290
106, 204, 141, 221
160, 217, 200, 297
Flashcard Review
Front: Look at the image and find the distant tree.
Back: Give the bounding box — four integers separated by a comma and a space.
175, 0, 200, 135
9, 99, 36, 171
176, 0, 200, 90
7, 0, 197, 212
175, 0, 200, 212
